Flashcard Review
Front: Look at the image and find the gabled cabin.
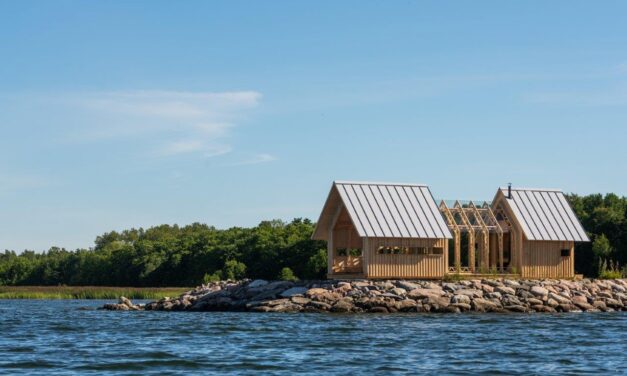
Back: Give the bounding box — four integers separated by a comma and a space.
313, 181, 590, 279
312, 181, 452, 279
491, 186, 589, 278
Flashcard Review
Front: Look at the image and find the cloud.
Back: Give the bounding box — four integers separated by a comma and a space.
523, 87, 627, 106
60, 90, 262, 157
233, 153, 278, 165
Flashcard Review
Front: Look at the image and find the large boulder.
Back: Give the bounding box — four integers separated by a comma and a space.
530, 286, 549, 297
495, 286, 516, 296
395, 280, 421, 291
548, 292, 571, 305
472, 298, 500, 312
408, 288, 445, 299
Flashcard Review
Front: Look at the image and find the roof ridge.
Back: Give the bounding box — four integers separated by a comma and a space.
334, 180, 427, 187
500, 187, 563, 193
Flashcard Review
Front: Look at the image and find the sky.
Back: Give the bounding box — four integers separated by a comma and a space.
1, 1, 626, 251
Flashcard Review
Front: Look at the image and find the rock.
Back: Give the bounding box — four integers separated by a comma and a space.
495, 286, 516, 296
573, 301, 595, 311
481, 284, 494, 293
368, 306, 389, 313
526, 298, 544, 306
571, 295, 588, 305
396, 281, 421, 291
290, 296, 311, 305
472, 298, 500, 312
389, 288, 407, 297
605, 298, 624, 308
549, 292, 571, 305
251, 305, 273, 312
546, 298, 559, 308
305, 288, 329, 297
308, 301, 331, 311
331, 300, 354, 313
592, 300, 607, 310
504, 305, 528, 313
280, 287, 308, 298
530, 286, 549, 297
452, 303, 472, 311
487, 292, 502, 299
452, 294, 471, 304
558, 304, 578, 312
397, 299, 417, 312
455, 289, 483, 298
118, 296, 134, 307
425, 295, 450, 309
503, 279, 521, 287
407, 288, 445, 299
248, 279, 268, 288
532, 305, 556, 313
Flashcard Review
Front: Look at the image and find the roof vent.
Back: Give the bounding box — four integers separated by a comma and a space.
508, 183, 512, 199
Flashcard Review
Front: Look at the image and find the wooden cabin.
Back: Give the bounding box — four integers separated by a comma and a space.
312, 181, 589, 279
312, 181, 453, 279
490, 186, 589, 278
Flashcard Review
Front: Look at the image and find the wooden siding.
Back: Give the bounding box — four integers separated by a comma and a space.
522, 240, 574, 278
365, 238, 447, 278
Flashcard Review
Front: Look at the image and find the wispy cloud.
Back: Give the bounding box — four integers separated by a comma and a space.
233, 153, 278, 165
523, 86, 627, 106
59, 90, 262, 157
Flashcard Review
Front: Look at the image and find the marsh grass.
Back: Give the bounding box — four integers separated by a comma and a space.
0, 286, 189, 299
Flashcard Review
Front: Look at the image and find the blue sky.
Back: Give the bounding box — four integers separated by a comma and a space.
1, 1, 626, 251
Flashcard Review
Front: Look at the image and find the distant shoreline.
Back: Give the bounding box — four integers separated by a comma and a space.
0, 286, 190, 300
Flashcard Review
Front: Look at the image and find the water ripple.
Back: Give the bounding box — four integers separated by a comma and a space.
0, 300, 625, 375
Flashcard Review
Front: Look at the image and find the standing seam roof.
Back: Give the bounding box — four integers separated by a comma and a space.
335, 182, 452, 239
499, 188, 589, 242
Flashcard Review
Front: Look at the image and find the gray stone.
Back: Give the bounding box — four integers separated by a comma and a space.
408, 288, 445, 299
247, 279, 268, 288
549, 292, 570, 305
395, 280, 420, 291
452, 294, 471, 304
496, 286, 516, 296
472, 298, 500, 312
389, 287, 407, 297
280, 287, 308, 298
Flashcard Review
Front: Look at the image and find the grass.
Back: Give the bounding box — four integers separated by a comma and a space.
0, 286, 191, 300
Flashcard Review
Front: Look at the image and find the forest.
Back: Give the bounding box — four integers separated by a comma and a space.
0, 193, 625, 286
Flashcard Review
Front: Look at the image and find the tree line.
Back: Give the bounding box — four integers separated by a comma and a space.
0, 193, 625, 286
0, 219, 327, 286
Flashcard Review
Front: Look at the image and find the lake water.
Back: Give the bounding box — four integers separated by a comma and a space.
0, 300, 626, 375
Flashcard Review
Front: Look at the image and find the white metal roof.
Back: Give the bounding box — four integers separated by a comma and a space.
312, 181, 452, 240
498, 188, 589, 242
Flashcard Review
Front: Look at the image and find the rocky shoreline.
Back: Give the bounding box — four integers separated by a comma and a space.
103, 278, 627, 314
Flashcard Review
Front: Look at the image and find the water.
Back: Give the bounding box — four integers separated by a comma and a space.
0, 300, 626, 375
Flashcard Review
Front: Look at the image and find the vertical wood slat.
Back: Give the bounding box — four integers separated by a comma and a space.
366, 237, 446, 278
522, 240, 574, 278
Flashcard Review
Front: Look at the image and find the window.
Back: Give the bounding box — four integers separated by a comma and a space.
336, 248, 362, 257
377, 246, 442, 255
432, 247, 444, 255
561, 249, 570, 257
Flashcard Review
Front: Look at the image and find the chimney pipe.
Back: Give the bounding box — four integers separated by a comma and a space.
508, 183, 512, 199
